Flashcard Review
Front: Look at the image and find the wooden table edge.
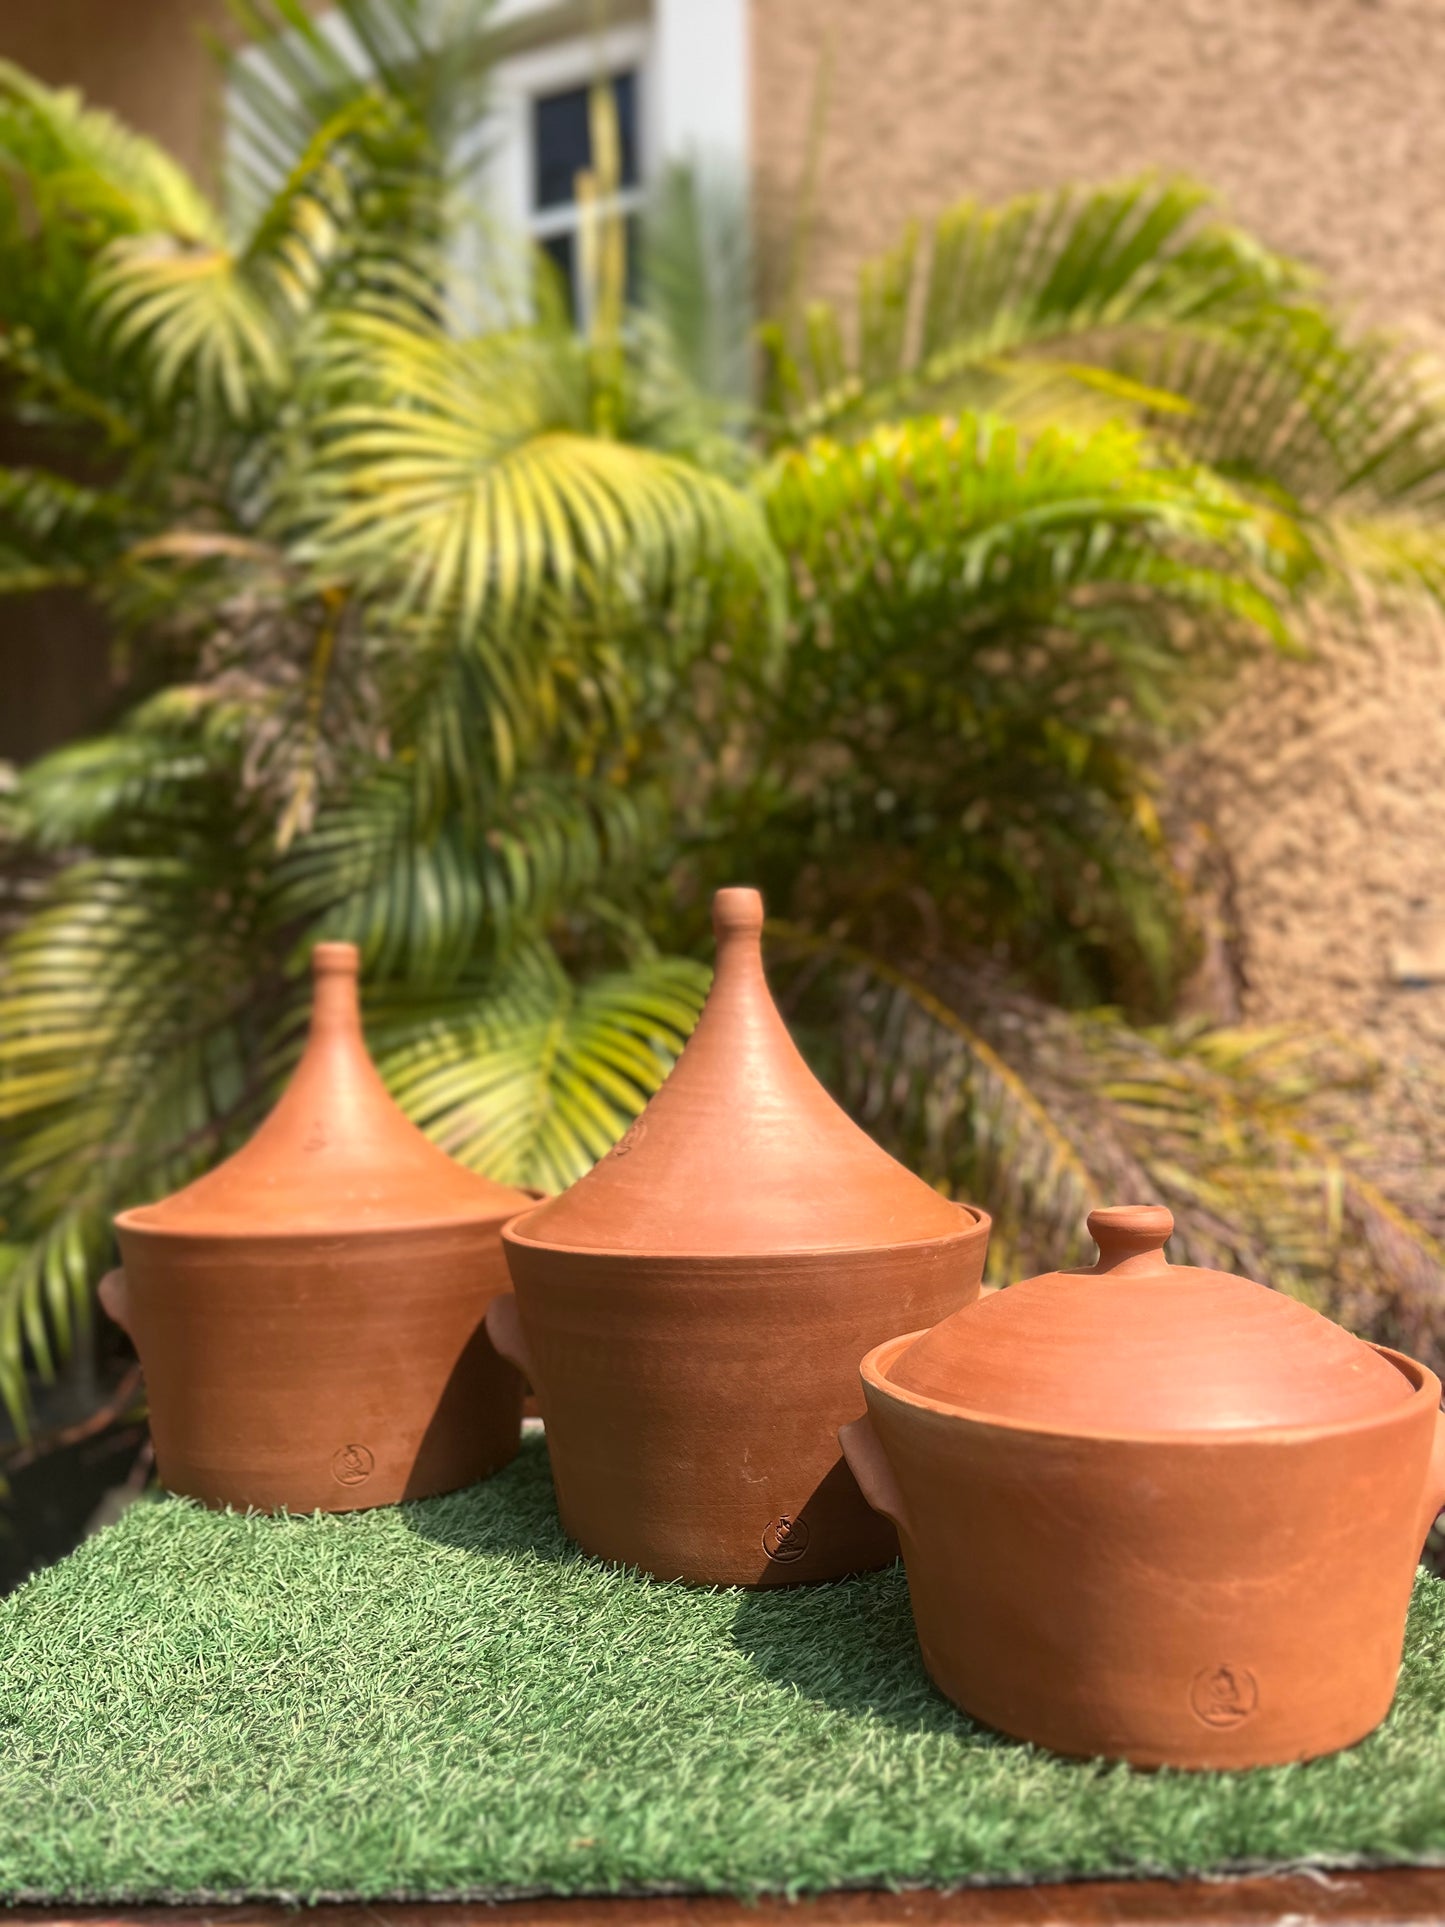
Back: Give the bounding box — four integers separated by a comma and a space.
10, 1868, 1445, 1927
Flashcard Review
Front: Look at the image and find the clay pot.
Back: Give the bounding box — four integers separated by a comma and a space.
841, 1204, 1445, 1768
490, 886, 990, 1585
105, 942, 536, 1513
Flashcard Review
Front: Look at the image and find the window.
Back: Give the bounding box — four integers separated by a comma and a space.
480, 20, 653, 328
227, 2, 750, 327
528, 69, 643, 323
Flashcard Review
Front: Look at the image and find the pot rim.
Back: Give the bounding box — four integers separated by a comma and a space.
860, 1329, 1442, 1447
499, 1199, 991, 1265
114, 1184, 548, 1245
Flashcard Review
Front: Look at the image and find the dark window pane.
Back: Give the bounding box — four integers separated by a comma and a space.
539, 228, 578, 323
533, 69, 639, 211
534, 84, 589, 211
614, 70, 639, 190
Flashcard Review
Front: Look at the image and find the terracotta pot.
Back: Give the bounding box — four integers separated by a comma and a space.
107, 942, 537, 1513
841, 1204, 1445, 1768
491, 887, 990, 1585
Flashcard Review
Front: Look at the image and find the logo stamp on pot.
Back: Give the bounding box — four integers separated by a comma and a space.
762, 1514, 810, 1563
1190, 1663, 1258, 1728
331, 1443, 375, 1487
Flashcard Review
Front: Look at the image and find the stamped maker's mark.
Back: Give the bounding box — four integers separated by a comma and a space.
331, 1442, 375, 1487
1190, 1663, 1258, 1728
762, 1514, 810, 1564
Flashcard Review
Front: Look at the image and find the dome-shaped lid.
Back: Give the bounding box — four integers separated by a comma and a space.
885, 1204, 1414, 1433
119, 943, 530, 1236
514, 888, 970, 1255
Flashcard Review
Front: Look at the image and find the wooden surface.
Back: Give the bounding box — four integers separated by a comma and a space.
11, 1870, 1445, 1927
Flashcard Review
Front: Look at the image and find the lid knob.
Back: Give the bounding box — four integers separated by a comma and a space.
308, 941, 363, 1041
712, 886, 765, 941
312, 941, 360, 976
1087, 1204, 1174, 1275
711, 887, 767, 988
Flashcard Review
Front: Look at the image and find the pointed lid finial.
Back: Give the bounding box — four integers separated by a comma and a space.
885, 1201, 1413, 1434
511, 886, 973, 1256
118, 942, 530, 1236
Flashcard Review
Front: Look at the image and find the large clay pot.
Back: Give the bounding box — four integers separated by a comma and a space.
841, 1204, 1445, 1768
106, 942, 536, 1513
490, 886, 990, 1586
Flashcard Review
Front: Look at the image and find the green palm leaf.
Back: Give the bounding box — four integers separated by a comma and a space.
366, 945, 709, 1193
750, 412, 1301, 1002
274, 768, 671, 980
0, 849, 265, 1430
301, 309, 779, 629
760, 176, 1310, 438
0, 466, 132, 594
0, 58, 219, 242
223, 0, 495, 235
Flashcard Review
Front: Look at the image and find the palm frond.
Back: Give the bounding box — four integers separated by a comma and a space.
300, 308, 780, 629
273, 767, 673, 980
766, 411, 1301, 634
759, 173, 1445, 618
4, 692, 231, 850
774, 940, 1445, 1349
1072, 1012, 1445, 1349
747, 412, 1303, 1004
367, 942, 709, 1193
0, 848, 267, 1429
765, 928, 1092, 1279
86, 94, 405, 423
223, 0, 498, 282
1126, 310, 1445, 523
638, 159, 755, 414
0, 465, 132, 594
759, 175, 1311, 439
0, 59, 220, 242
88, 237, 289, 420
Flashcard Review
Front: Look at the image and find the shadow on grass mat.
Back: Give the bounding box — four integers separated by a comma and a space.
2, 1436, 1445, 1903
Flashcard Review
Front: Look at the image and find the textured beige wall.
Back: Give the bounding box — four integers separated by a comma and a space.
1174, 613, 1445, 1237
752, 0, 1445, 1164
750, 0, 1445, 332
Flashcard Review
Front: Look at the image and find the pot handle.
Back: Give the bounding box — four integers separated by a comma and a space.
97, 1268, 131, 1337
839, 1414, 909, 1537
1420, 1405, 1445, 1548
485, 1291, 536, 1386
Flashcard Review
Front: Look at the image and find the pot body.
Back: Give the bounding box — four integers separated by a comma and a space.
846, 1339, 1445, 1767
495, 1211, 989, 1585
109, 1216, 525, 1512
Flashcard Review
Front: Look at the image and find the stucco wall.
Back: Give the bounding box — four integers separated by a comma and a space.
749, 0, 1445, 334
752, 0, 1445, 1157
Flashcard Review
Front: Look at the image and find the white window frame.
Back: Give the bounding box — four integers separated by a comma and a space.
225, 0, 750, 314
482, 19, 654, 314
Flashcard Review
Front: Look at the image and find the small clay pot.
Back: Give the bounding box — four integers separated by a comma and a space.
106, 943, 537, 1513
841, 1205, 1445, 1768
491, 887, 990, 1586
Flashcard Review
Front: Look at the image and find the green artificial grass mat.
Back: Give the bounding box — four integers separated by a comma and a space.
3, 1436, 1445, 1905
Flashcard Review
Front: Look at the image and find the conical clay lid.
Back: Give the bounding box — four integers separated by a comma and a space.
887, 1205, 1413, 1433
516, 888, 970, 1255
120, 943, 530, 1236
